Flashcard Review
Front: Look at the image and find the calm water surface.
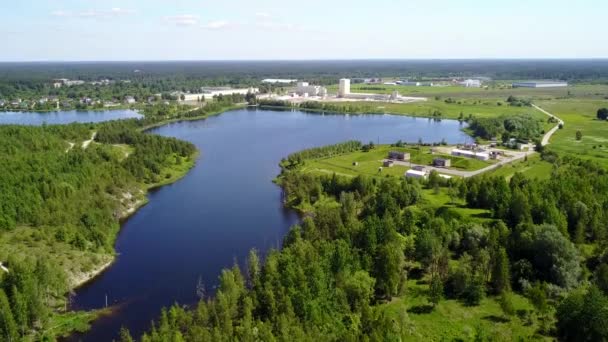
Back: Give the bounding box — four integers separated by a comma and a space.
67, 108, 468, 341
0, 109, 141, 125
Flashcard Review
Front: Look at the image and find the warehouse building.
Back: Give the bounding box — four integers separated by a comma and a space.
512, 81, 568, 88
451, 148, 490, 161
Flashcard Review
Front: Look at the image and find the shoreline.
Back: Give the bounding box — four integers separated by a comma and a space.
66, 107, 227, 292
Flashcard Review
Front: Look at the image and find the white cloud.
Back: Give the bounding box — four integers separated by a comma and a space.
50, 8, 135, 19
50, 10, 70, 17
164, 14, 200, 26
255, 12, 271, 18
202, 20, 229, 30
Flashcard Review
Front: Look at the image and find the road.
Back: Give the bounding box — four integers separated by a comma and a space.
533, 104, 563, 146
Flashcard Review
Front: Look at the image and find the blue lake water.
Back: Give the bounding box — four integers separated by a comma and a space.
61, 108, 469, 341
0, 109, 141, 125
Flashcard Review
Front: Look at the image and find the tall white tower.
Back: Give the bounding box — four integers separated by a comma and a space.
338, 79, 351, 97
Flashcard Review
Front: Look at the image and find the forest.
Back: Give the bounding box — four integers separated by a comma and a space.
468, 113, 544, 141
106, 141, 608, 341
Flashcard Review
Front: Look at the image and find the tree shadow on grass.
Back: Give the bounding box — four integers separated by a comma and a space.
482, 315, 510, 323
409, 304, 435, 314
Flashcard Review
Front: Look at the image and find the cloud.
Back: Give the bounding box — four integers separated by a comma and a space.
50, 8, 135, 19
164, 14, 200, 26
50, 10, 70, 17
202, 20, 229, 30
255, 12, 271, 18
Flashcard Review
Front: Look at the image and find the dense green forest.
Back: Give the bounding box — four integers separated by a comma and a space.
0, 98, 246, 340
468, 114, 544, 141
113, 141, 608, 341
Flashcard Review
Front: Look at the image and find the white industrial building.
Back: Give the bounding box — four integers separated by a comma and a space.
177, 87, 259, 102
295, 82, 328, 97
338, 79, 351, 97
262, 79, 297, 84
405, 169, 427, 179
451, 149, 490, 161
460, 79, 481, 87
512, 81, 568, 88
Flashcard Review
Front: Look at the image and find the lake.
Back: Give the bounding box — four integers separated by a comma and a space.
0, 109, 141, 125
66, 108, 469, 341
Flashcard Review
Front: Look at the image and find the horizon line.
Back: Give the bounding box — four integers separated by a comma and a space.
1, 57, 608, 64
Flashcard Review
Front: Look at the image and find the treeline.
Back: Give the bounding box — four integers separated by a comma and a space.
468, 113, 543, 140
299, 101, 375, 114
280, 141, 362, 171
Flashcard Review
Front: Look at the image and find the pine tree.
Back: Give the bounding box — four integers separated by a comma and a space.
0, 289, 18, 342
428, 274, 443, 307
491, 247, 511, 294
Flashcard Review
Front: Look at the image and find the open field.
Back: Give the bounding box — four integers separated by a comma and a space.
536, 99, 608, 167
486, 154, 553, 180
299, 145, 494, 179
327, 83, 608, 100
318, 99, 548, 120
382, 278, 550, 341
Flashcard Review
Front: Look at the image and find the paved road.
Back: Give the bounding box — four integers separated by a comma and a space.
533, 104, 564, 146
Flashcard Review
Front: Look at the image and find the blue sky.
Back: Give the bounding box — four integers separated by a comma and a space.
1, 0, 607, 61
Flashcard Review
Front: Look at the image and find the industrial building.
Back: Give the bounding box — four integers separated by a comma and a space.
295, 82, 328, 97
388, 151, 410, 160
262, 79, 297, 84
405, 169, 427, 179
459, 79, 481, 87
451, 149, 490, 161
512, 81, 568, 88
201, 87, 259, 96
433, 157, 452, 168
338, 79, 351, 97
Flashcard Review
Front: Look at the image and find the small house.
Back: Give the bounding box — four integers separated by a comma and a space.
352, 162, 359, 166
388, 151, 410, 161
433, 157, 451, 168
124, 96, 136, 104
383, 160, 394, 167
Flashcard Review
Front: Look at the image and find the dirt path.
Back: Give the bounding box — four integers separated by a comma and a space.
533, 104, 564, 146
82, 131, 97, 149
65, 142, 75, 153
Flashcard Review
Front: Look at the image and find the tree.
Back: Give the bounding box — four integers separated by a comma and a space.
374, 242, 405, 298
557, 286, 608, 341
576, 130, 583, 141
597, 108, 608, 120
490, 247, 511, 294
595, 263, 608, 295
0, 289, 18, 342
428, 275, 443, 307
499, 291, 516, 319
120, 327, 134, 342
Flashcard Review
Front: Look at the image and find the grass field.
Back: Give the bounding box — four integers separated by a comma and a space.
382, 278, 550, 341
487, 154, 554, 180
299, 145, 493, 178
536, 99, 608, 167
325, 98, 550, 121
327, 83, 608, 100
